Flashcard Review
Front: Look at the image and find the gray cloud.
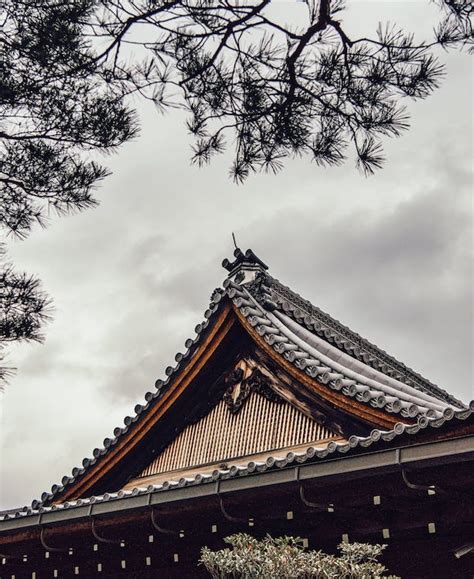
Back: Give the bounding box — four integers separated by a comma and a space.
246, 150, 472, 395
1, 2, 472, 511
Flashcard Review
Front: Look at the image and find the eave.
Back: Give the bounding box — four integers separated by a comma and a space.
2, 412, 473, 538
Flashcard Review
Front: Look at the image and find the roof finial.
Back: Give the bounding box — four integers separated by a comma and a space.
232, 232, 238, 251
222, 246, 268, 283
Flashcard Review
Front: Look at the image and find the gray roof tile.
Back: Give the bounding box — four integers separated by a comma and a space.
248, 271, 464, 408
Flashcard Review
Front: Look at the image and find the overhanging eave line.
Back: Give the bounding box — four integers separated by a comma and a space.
1, 435, 473, 536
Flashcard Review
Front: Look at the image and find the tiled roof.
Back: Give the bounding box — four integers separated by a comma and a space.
16, 248, 468, 513
2, 404, 472, 523
243, 271, 465, 408
226, 283, 462, 421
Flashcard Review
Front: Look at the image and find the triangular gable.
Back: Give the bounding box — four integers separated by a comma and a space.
49, 301, 399, 505
38, 249, 464, 509
124, 360, 340, 489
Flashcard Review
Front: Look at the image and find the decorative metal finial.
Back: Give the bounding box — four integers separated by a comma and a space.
232, 232, 238, 250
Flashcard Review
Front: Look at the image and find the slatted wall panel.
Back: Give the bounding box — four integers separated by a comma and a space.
139, 392, 336, 478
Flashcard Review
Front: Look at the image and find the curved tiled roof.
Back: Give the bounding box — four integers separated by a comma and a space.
244, 272, 465, 408
226, 280, 460, 421
2, 404, 473, 523
18, 249, 468, 512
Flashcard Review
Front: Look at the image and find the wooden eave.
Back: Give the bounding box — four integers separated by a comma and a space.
4, 431, 474, 546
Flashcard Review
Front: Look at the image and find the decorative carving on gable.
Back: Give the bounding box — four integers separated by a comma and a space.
223, 365, 282, 414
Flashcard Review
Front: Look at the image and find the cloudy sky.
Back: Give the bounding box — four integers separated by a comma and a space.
1, 1, 472, 510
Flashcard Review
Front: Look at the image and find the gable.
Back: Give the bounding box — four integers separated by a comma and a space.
44, 298, 415, 506
39, 250, 465, 509
125, 360, 340, 488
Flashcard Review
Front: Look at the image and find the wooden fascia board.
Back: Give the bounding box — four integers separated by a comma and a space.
59, 302, 235, 503
233, 305, 402, 430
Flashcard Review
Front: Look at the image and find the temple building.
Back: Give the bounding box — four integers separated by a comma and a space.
1, 249, 473, 578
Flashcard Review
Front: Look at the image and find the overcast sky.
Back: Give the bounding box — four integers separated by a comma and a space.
1, 1, 473, 510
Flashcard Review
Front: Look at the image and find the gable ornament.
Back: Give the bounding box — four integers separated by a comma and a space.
223, 366, 282, 414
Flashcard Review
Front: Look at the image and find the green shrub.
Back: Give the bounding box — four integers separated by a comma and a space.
200, 533, 399, 578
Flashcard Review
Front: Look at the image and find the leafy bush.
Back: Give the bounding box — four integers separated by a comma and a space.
200, 533, 399, 578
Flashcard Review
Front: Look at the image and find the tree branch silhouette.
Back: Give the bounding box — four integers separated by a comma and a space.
0, 0, 471, 384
